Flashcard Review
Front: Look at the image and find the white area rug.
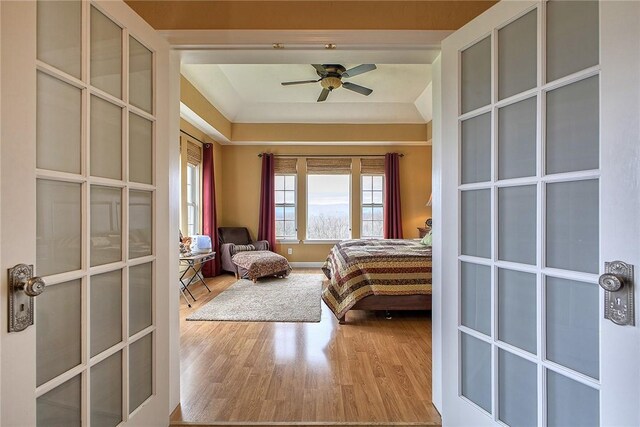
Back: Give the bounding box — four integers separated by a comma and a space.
186, 274, 324, 322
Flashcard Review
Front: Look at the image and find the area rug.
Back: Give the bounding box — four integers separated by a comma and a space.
186, 274, 324, 322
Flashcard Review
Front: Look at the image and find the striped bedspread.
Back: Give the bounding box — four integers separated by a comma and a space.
321, 239, 432, 319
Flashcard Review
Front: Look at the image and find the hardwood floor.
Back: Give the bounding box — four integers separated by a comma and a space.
170, 269, 441, 426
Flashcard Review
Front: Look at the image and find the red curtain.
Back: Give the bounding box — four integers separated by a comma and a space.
201, 143, 221, 277
258, 153, 276, 251
384, 153, 404, 239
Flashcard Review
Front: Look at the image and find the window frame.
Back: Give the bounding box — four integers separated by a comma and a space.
185, 162, 200, 236
275, 174, 298, 241
360, 174, 385, 239
305, 173, 352, 242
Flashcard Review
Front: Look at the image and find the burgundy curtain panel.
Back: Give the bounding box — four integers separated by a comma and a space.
384, 153, 404, 239
258, 153, 276, 251
201, 143, 221, 277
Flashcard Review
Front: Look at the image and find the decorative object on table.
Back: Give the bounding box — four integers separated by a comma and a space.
190, 234, 213, 254
179, 233, 192, 256
425, 192, 433, 231
186, 274, 323, 322
418, 227, 429, 238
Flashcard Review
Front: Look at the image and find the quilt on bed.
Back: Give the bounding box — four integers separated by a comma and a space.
321, 239, 432, 319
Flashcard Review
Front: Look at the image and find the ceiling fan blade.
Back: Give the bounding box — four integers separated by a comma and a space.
342, 64, 377, 78
312, 64, 327, 75
342, 82, 373, 96
281, 79, 320, 86
317, 88, 330, 102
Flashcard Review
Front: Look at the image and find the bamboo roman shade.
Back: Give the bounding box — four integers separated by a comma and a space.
274, 157, 298, 174
306, 158, 352, 175
186, 141, 202, 165
360, 158, 385, 174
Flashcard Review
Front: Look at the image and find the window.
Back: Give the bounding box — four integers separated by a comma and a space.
361, 175, 384, 238
186, 163, 199, 236
275, 175, 297, 240
307, 174, 351, 240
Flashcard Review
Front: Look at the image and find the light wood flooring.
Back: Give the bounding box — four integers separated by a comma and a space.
170, 269, 441, 426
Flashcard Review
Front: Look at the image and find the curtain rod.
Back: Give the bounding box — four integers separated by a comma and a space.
258, 153, 403, 158
180, 129, 206, 145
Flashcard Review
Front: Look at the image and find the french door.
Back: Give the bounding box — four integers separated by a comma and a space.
437, 1, 640, 425
1, 1, 172, 426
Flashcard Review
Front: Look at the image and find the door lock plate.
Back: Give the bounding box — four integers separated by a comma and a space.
600, 261, 635, 326
8, 264, 38, 332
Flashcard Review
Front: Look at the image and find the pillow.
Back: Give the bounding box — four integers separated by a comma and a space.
420, 231, 432, 247
231, 244, 255, 255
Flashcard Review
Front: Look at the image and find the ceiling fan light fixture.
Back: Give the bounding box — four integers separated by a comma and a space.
321, 76, 342, 90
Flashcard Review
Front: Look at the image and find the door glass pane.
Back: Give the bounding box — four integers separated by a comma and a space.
37, 180, 81, 277
498, 9, 537, 100
461, 36, 491, 114
90, 270, 122, 357
461, 113, 491, 184
37, 0, 81, 78
498, 185, 536, 265
37, 72, 81, 174
37, 374, 81, 427
498, 97, 536, 179
37, 280, 81, 386
461, 333, 491, 413
91, 96, 122, 179
461, 189, 491, 258
546, 276, 599, 379
130, 333, 153, 413
546, 180, 599, 274
90, 6, 122, 98
498, 269, 537, 354
546, 0, 599, 82
91, 186, 122, 267
461, 262, 491, 336
547, 370, 599, 426
129, 113, 153, 184
130, 262, 153, 336
498, 349, 537, 427
129, 36, 153, 113
130, 190, 153, 258
546, 76, 599, 174
91, 351, 122, 427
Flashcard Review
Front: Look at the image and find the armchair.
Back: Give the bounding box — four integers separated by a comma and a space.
218, 227, 270, 273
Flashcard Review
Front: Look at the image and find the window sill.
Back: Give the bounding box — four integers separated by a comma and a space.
277, 239, 301, 244
303, 239, 346, 245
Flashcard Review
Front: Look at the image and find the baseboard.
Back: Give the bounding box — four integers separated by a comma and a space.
289, 262, 324, 268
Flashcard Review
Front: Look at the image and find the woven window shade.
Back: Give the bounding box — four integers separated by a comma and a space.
274, 157, 298, 174
186, 141, 202, 165
360, 158, 385, 174
306, 158, 352, 174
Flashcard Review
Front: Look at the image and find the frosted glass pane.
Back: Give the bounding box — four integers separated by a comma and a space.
37, 180, 81, 277
91, 352, 122, 427
461, 262, 491, 336
91, 186, 122, 267
498, 269, 536, 354
130, 263, 153, 336
498, 10, 537, 100
546, 0, 599, 82
547, 370, 598, 427
498, 350, 537, 427
498, 97, 536, 179
37, 72, 81, 173
461, 333, 491, 413
37, 0, 81, 78
546, 277, 599, 379
461, 113, 491, 184
91, 96, 122, 179
461, 189, 491, 258
91, 7, 122, 98
461, 37, 491, 114
498, 185, 536, 265
90, 270, 122, 357
37, 280, 81, 386
129, 36, 153, 113
130, 190, 152, 258
546, 180, 599, 273
37, 375, 81, 427
546, 76, 599, 174
129, 113, 153, 184
130, 333, 153, 412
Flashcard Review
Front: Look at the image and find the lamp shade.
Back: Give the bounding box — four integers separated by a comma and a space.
426, 193, 432, 207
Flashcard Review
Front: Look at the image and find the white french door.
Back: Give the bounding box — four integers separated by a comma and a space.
437, 1, 640, 426
1, 1, 172, 426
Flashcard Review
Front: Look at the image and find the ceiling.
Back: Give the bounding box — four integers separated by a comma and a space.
181, 63, 432, 124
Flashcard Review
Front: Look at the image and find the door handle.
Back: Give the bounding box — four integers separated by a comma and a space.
599, 261, 634, 326
8, 264, 45, 332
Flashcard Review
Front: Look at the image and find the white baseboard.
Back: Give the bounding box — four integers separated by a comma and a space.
290, 262, 324, 268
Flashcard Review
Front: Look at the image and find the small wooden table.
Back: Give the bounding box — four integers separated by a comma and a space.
179, 252, 215, 307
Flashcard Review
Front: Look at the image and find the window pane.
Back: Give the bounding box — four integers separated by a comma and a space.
372, 176, 383, 190
284, 221, 296, 237
284, 175, 295, 190
461, 262, 491, 336
130, 190, 152, 258
129, 113, 153, 184
130, 334, 153, 413
284, 207, 295, 221
362, 207, 373, 221
498, 9, 537, 100
91, 351, 122, 427
130, 262, 153, 336
362, 176, 372, 190
498, 96, 537, 180
547, 370, 599, 426
90, 270, 122, 357
275, 207, 284, 221
372, 191, 383, 204
275, 221, 284, 237
498, 185, 536, 265
461, 333, 491, 413
91, 96, 122, 180
285, 190, 295, 204
372, 221, 383, 238
307, 175, 350, 240
129, 36, 153, 113
498, 268, 537, 354
373, 207, 383, 221
461, 189, 491, 258
90, 7, 122, 98
90, 186, 122, 267
362, 191, 372, 204
37, 0, 81, 78
461, 113, 492, 184
461, 36, 492, 114
498, 349, 537, 426
275, 191, 284, 204
37, 375, 81, 427
275, 175, 284, 190
362, 221, 372, 237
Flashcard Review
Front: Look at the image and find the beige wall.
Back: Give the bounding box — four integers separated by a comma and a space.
220, 144, 432, 262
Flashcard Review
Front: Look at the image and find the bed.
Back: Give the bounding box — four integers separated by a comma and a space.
321, 239, 432, 324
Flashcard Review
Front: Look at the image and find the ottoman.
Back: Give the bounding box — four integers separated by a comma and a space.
231, 250, 292, 282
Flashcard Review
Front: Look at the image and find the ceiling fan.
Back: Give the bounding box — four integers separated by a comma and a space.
281, 64, 377, 102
